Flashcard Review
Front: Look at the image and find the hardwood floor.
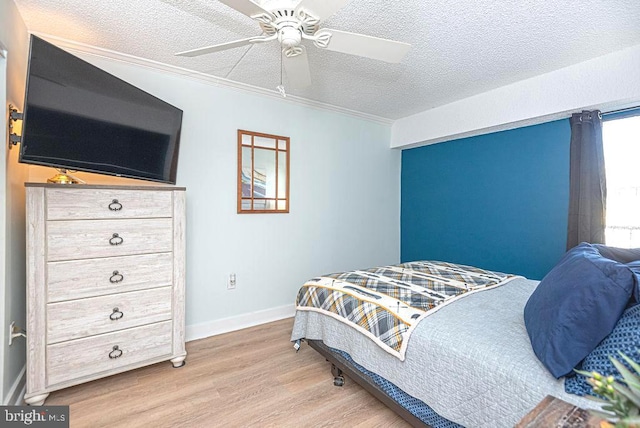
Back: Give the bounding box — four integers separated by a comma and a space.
46, 318, 410, 427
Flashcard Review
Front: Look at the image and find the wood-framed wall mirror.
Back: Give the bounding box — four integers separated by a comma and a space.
237, 129, 290, 214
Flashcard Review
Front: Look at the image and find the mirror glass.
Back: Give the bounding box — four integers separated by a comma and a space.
238, 130, 289, 213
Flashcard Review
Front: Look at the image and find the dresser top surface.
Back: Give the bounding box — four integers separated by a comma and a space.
25, 182, 186, 191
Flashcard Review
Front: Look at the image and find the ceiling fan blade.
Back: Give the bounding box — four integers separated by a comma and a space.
217, 0, 272, 18
175, 37, 258, 57
283, 48, 311, 89
295, 0, 350, 20
319, 29, 411, 63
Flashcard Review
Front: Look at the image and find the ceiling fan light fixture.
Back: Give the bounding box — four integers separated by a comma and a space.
278, 26, 302, 48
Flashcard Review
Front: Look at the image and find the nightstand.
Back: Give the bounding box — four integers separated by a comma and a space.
516, 395, 605, 428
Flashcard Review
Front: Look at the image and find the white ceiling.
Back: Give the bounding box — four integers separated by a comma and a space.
11, 0, 640, 121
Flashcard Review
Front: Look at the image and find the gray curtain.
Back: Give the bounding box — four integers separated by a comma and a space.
566, 110, 607, 250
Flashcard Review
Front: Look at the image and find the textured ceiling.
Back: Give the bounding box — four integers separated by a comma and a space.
11, 0, 640, 120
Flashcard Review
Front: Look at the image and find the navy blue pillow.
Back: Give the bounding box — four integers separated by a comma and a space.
565, 303, 640, 396
594, 245, 640, 302
524, 242, 637, 378
594, 244, 640, 264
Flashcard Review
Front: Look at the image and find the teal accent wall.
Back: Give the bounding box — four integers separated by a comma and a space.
401, 119, 571, 280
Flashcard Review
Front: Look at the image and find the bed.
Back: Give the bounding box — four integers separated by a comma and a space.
290, 260, 600, 427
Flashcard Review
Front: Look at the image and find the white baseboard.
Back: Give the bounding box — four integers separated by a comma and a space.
3, 365, 26, 406
186, 304, 296, 342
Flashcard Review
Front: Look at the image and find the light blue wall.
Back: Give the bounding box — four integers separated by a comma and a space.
27, 54, 401, 329
401, 119, 571, 280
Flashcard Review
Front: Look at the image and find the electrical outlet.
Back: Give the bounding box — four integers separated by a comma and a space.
227, 273, 237, 290
8, 321, 16, 346
9, 321, 26, 346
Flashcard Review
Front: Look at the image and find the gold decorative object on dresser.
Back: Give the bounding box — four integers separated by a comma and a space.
24, 183, 187, 406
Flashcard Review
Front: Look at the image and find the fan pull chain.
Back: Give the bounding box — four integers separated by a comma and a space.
276, 49, 286, 98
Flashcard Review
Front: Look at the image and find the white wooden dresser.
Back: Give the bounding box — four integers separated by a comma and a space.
24, 183, 186, 406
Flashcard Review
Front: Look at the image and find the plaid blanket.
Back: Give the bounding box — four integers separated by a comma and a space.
295, 261, 520, 360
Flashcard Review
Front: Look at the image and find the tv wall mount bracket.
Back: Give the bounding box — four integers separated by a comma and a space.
8, 104, 23, 149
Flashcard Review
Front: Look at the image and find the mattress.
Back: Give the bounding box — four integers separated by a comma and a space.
291, 277, 595, 427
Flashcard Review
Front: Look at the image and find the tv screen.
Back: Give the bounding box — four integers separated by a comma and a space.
19, 35, 183, 184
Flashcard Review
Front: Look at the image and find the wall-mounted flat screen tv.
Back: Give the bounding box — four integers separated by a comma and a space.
19, 35, 183, 184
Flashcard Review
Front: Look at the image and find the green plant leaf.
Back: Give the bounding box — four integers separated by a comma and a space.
615, 361, 640, 391
618, 351, 640, 375
620, 416, 640, 422
575, 369, 596, 378
623, 376, 640, 390
587, 395, 612, 404
616, 366, 640, 397
611, 358, 640, 393
589, 409, 617, 421
590, 409, 617, 421
617, 416, 640, 428
613, 383, 640, 407
629, 384, 640, 396
613, 355, 640, 395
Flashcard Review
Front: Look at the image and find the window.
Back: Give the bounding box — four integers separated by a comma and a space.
603, 114, 640, 248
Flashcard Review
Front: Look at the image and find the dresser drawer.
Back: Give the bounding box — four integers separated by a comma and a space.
47, 287, 172, 344
47, 321, 173, 386
46, 188, 173, 220
47, 253, 173, 302
47, 218, 173, 261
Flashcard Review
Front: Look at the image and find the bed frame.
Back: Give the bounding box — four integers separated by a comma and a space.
307, 340, 429, 428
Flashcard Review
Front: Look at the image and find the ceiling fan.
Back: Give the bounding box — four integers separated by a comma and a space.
175, 0, 411, 89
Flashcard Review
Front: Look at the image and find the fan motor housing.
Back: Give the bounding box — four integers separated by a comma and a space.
258, 7, 319, 38
278, 25, 301, 48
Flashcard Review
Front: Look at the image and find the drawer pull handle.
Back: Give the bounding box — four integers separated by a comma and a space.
109, 270, 124, 283
109, 233, 123, 246
110, 307, 124, 321
109, 345, 123, 359
108, 199, 123, 211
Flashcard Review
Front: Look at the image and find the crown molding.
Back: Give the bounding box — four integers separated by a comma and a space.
31, 32, 393, 125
